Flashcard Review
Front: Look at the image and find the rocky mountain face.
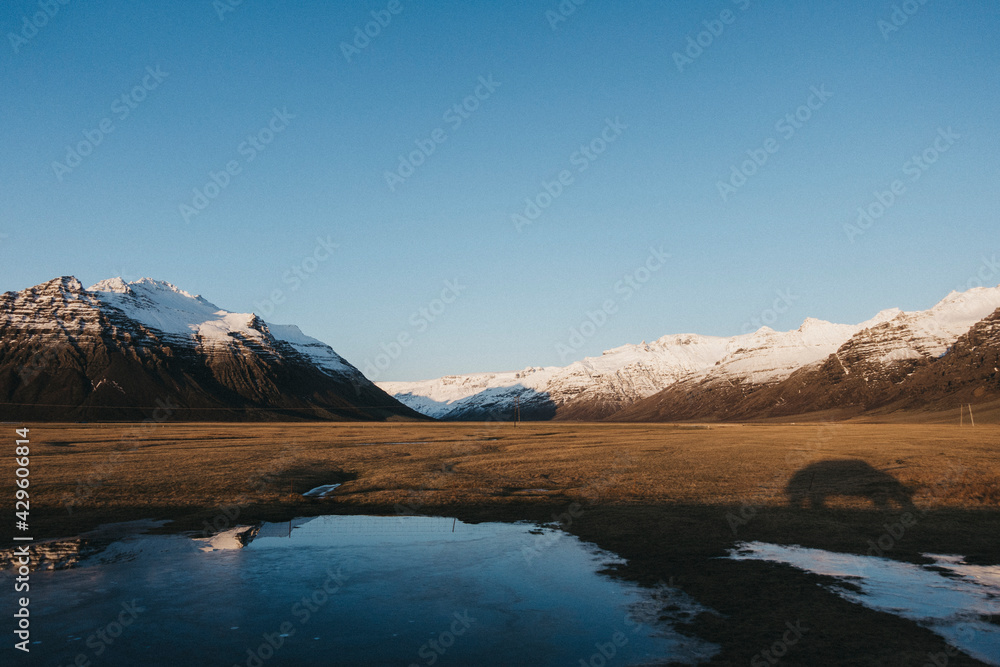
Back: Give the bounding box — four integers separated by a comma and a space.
379, 334, 734, 421
612, 287, 1000, 421
883, 306, 1000, 410
382, 286, 1000, 422
0, 276, 423, 421
380, 313, 899, 421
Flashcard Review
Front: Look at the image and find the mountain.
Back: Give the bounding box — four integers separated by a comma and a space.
884, 306, 1000, 410
379, 334, 733, 420
613, 286, 1000, 422
381, 286, 1000, 422
379, 312, 898, 421
0, 276, 424, 421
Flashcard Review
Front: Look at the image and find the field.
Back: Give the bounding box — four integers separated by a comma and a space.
6, 421, 1000, 665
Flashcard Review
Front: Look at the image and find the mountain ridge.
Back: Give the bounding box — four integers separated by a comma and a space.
381, 285, 1000, 422
0, 276, 423, 421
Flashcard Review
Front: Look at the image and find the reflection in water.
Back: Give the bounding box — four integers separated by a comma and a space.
0, 519, 169, 570
194, 524, 259, 551
302, 483, 342, 497
729, 541, 1000, 666
12, 516, 719, 666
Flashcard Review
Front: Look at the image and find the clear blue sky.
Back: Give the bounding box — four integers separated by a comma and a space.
3, 0, 999, 380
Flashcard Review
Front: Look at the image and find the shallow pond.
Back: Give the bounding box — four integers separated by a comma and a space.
729, 541, 1000, 666
14, 516, 719, 666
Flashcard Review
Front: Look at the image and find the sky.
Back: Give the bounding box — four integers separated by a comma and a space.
3, 0, 999, 381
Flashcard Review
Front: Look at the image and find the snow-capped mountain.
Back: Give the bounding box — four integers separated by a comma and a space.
379, 311, 896, 421
380, 334, 733, 420
0, 276, 422, 421
614, 285, 1000, 422
886, 305, 1000, 409
382, 285, 1000, 421
89, 276, 357, 376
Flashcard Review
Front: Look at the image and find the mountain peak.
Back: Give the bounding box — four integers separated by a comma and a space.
37, 276, 84, 293
0, 274, 411, 421
89, 277, 132, 294
798, 317, 834, 331
90, 276, 201, 301
867, 308, 903, 325
930, 284, 1000, 312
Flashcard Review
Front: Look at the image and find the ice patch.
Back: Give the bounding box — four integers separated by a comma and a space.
194, 526, 258, 552
303, 483, 342, 498
729, 541, 1000, 665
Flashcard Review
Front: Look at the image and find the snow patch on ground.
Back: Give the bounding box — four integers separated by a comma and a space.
302, 483, 342, 498
194, 526, 259, 552
730, 541, 1000, 665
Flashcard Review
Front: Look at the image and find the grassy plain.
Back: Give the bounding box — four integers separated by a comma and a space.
5, 421, 999, 665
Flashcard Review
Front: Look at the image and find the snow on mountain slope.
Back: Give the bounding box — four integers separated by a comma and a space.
89, 277, 359, 378
379, 321, 874, 420
379, 367, 559, 419
701, 311, 900, 387
380, 285, 1000, 420
613, 285, 1000, 422
266, 323, 356, 376
380, 333, 734, 419
0, 275, 416, 421
836, 286, 1000, 367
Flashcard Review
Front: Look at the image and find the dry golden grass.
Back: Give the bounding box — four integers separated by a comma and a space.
10, 421, 998, 529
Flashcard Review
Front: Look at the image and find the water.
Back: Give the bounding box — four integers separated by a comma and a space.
729, 541, 1000, 665
14, 516, 719, 666
301, 483, 342, 497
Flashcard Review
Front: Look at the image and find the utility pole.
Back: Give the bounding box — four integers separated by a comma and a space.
968, 403, 976, 427
514, 396, 520, 426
